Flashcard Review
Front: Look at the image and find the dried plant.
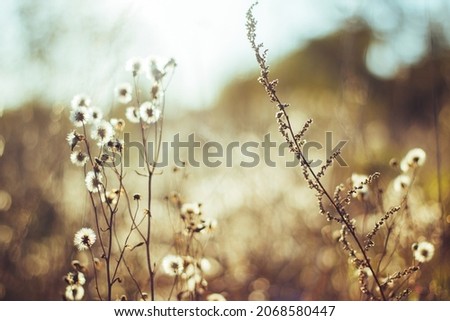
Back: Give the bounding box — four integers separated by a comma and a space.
246, 2, 439, 300
62, 56, 219, 301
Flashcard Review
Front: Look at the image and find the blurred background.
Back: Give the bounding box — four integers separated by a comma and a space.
0, 0, 449, 300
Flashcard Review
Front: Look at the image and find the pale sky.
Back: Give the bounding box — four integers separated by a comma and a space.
0, 0, 448, 113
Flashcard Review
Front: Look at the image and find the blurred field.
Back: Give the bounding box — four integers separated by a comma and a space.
1, 4, 450, 301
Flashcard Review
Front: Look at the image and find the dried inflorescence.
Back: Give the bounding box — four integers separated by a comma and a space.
62, 54, 216, 301
246, 2, 437, 300
364, 206, 401, 251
